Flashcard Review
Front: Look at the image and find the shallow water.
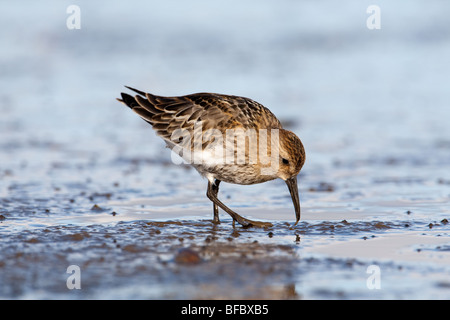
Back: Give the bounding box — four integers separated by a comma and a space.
1, 1, 450, 299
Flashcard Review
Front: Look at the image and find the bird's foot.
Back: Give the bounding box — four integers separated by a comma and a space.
233, 216, 273, 229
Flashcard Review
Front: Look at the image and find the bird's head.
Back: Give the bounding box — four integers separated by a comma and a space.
277, 129, 305, 225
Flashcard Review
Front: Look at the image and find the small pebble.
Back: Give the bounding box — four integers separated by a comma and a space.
174, 248, 202, 265
91, 204, 103, 211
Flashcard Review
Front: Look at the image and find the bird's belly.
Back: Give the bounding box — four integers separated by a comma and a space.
194, 163, 276, 185
178, 132, 279, 184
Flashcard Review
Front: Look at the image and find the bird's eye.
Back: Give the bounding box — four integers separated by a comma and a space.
282, 158, 289, 165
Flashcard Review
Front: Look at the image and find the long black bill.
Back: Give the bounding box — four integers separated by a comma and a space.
285, 176, 301, 226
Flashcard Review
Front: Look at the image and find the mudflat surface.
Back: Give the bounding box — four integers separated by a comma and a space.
1, 1, 450, 299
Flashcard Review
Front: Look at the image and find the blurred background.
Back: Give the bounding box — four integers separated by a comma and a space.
1, 0, 449, 299
1, 0, 449, 216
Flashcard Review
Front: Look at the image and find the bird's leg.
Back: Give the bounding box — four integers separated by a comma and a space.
211, 179, 221, 224
207, 180, 243, 226
206, 181, 273, 228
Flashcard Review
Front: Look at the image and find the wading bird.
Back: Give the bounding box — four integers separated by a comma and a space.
117, 86, 305, 228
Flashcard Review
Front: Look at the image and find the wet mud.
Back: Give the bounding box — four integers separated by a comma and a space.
1, 186, 449, 300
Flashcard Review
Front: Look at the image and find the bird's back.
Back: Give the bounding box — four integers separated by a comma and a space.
118, 87, 282, 142
118, 87, 284, 184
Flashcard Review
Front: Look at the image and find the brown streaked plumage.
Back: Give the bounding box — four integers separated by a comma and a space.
117, 86, 305, 228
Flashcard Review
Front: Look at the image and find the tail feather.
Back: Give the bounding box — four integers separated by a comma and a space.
117, 92, 139, 109
117, 86, 210, 144
124, 86, 146, 96
117, 86, 165, 125
135, 95, 162, 115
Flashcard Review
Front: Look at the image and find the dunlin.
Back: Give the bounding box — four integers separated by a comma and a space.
117, 86, 305, 228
